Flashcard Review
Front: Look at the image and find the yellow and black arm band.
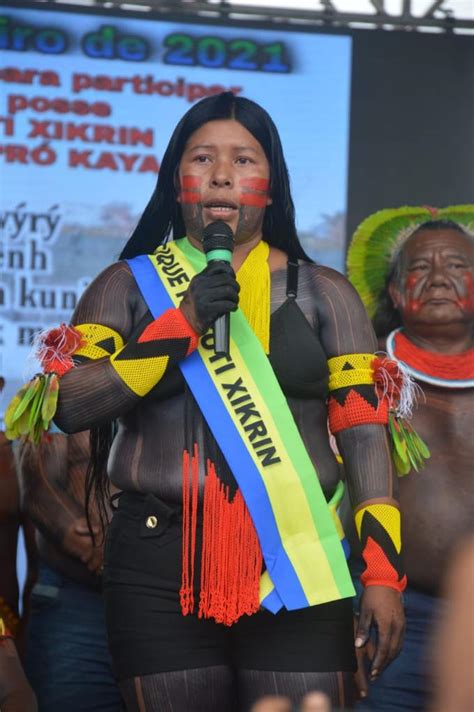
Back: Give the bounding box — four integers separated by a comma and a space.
327, 353, 388, 434
106, 308, 199, 396
355, 501, 407, 592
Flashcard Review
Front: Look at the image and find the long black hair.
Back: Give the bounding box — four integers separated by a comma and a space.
119, 91, 310, 261
373, 219, 471, 337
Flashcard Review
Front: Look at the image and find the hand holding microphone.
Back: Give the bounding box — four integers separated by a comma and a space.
179, 222, 238, 353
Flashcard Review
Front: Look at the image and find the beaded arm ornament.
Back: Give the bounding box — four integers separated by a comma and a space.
327, 352, 429, 476
327, 352, 414, 591
4, 309, 199, 443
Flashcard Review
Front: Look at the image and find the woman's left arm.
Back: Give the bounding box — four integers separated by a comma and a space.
314, 266, 405, 680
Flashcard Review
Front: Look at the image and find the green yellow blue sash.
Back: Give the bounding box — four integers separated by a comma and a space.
127, 238, 355, 612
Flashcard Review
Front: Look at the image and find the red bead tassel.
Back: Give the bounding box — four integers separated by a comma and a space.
199, 460, 262, 626
180, 444, 199, 616
180, 444, 262, 626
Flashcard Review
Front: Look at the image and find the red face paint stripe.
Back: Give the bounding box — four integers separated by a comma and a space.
180, 191, 201, 204
240, 193, 268, 208
457, 273, 474, 309
405, 275, 420, 288
240, 178, 270, 191
406, 299, 422, 314
182, 176, 202, 189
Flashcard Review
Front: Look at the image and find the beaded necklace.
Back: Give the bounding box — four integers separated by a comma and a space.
387, 328, 474, 388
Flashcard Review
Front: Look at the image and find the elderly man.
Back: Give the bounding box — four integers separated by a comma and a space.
347, 206, 474, 711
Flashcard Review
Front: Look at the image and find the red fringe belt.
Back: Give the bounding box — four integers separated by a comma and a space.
180, 444, 262, 626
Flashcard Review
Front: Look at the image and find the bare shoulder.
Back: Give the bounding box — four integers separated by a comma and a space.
299, 262, 366, 306
268, 246, 288, 271
299, 262, 377, 353
75, 261, 136, 308
301, 262, 356, 289
71, 260, 145, 335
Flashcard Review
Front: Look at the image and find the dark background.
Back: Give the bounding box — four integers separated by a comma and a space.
347, 29, 474, 243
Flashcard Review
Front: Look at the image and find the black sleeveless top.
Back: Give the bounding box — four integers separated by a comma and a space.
149, 260, 329, 403
269, 260, 328, 400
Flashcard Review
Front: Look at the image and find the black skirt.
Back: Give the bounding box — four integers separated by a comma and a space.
103, 492, 356, 681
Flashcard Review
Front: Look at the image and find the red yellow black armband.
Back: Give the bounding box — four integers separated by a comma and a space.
73, 323, 124, 361
355, 503, 407, 592
327, 353, 430, 476
327, 353, 388, 434
110, 307, 199, 396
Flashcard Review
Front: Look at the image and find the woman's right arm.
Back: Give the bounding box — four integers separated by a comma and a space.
54, 262, 144, 433
54, 258, 239, 433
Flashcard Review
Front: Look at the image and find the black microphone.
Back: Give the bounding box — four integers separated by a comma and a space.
202, 221, 235, 356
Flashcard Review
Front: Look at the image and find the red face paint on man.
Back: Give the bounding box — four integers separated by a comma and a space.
390, 228, 474, 331
458, 272, 474, 312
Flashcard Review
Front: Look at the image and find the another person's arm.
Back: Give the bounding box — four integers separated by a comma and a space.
0, 433, 21, 640
0, 429, 36, 702
429, 536, 474, 712
0, 632, 37, 712
18, 433, 102, 573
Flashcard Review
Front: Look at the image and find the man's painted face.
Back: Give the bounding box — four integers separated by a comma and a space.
176, 119, 272, 245
390, 228, 474, 328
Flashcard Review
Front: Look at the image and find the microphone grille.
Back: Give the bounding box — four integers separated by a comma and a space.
202, 221, 234, 254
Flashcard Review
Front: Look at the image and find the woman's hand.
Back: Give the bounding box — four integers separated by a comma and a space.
353, 614, 375, 700
179, 262, 240, 334
355, 585, 405, 681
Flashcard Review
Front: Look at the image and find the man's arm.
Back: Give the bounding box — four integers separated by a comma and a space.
0, 434, 21, 636
429, 536, 474, 712
0, 636, 37, 712
17, 433, 102, 573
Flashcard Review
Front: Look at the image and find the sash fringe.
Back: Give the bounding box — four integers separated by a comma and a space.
180, 445, 262, 626
180, 445, 199, 616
